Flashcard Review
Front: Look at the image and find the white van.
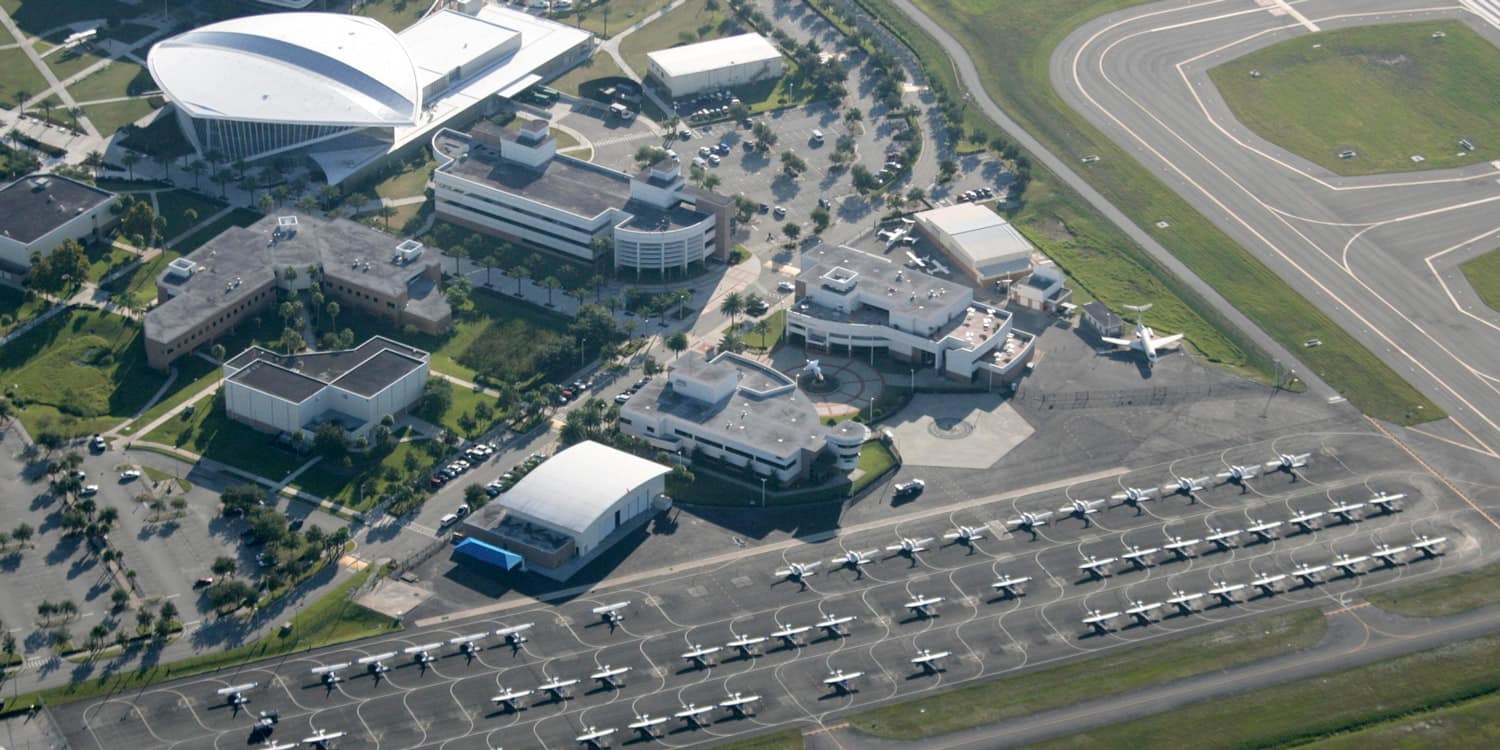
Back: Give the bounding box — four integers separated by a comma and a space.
810, 129, 825, 144
692, 156, 709, 169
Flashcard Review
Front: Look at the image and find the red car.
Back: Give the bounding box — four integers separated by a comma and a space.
430, 474, 448, 487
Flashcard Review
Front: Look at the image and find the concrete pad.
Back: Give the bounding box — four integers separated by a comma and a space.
886, 393, 1034, 469
357, 579, 432, 619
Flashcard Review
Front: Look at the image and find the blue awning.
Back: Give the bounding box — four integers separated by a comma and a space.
453, 538, 524, 571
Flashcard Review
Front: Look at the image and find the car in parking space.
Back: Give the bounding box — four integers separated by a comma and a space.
289, 519, 304, 532
717, 142, 731, 155
119, 469, 141, 481
485, 481, 505, 497
698, 145, 712, 157
634, 376, 651, 389
90, 435, 106, 452
456, 504, 470, 519
257, 552, 274, 569
817, 197, 831, 209
439, 512, 460, 528
81, 484, 99, 496
194, 576, 215, 589
893, 478, 926, 498
708, 154, 721, 166
773, 206, 786, 218
615, 392, 631, 404
430, 474, 448, 488
777, 280, 796, 293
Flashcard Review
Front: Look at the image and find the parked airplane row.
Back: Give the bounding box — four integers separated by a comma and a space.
566, 691, 764, 747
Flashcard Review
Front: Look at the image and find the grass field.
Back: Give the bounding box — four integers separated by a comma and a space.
619, 0, 734, 76
549, 48, 631, 96
0, 44, 48, 106
1459, 248, 1500, 312
142, 389, 307, 481
849, 608, 1326, 739
1211, 21, 1500, 176
117, 355, 219, 436
352, 0, 430, 31
154, 190, 227, 240
1301, 690, 1500, 750
0, 285, 50, 337
83, 98, 157, 136
849, 0, 1441, 425
83, 241, 135, 282
1368, 561, 1500, 617
103, 249, 176, 311
374, 154, 436, 200
572, 0, 674, 38
706, 728, 804, 750
0, 308, 164, 437
66, 58, 148, 103
1026, 630, 1500, 750
292, 440, 431, 510
169, 208, 262, 252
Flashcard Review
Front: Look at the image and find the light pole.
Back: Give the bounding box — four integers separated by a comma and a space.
868, 396, 875, 422
759, 477, 766, 508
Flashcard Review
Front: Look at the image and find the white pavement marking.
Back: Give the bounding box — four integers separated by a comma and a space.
1263, 0, 1322, 31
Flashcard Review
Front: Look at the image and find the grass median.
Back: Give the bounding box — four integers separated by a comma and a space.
1367, 561, 1500, 617
1460, 248, 1500, 313
849, 607, 1326, 740
708, 728, 804, 750
851, 0, 1441, 424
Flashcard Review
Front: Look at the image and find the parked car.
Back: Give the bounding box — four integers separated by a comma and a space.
81, 484, 99, 496
430, 474, 448, 488
455, 504, 470, 518
194, 576, 215, 589
119, 469, 141, 482
439, 513, 460, 527
893, 478, 926, 498
615, 393, 631, 404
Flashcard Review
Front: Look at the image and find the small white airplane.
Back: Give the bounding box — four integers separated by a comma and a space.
770, 623, 811, 647
1163, 535, 1201, 559
727, 635, 766, 658
448, 633, 486, 655
992, 575, 1032, 597
904, 595, 945, 618
681, 644, 722, 668
302, 730, 345, 749
831, 549, 879, 569
1082, 608, 1120, 633
1288, 510, 1325, 533
1328, 501, 1366, 523
495, 623, 533, 647
403, 642, 442, 666
1412, 534, 1448, 556
1164, 475, 1210, 497
590, 665, 631, 689
1208, 580, 1246, 605
1332, 554, 1370, 576
1100, 303, 1184, 367
1167, 589, 1203, 614
628, 714, 668, 740
1266, 452, 1311, 474
1006, 511, 1053, 531
357, 652, 395, 677
816, 613, 857, 637
944, 525, 987, 544
1251, 573, 1288, 595
719, 692, 760, 717
823, 669, 864, 692
215, 682, 256, 707
593, 602, 630, 624
1078, 555, 1117, 578
1125, 599, 1162, 624
911, 649, 951, 672
1058, 498, 1105, 519
774, 561, 819, 581
1120, 544, 1160, 568
1292, 564, 1329, 585
492, 686, 533, 710
1216, 465, 1260, 485
1111, 487, 1156, 507
310, 663, 349, 686
538, 677, 579, 700
1206, 527, 1241, 549
1367, 492, 1405, 513
674, 703, 715, 728
1373, 543, 1409, 565
886, 536, 934, 555
1246, 519, 1283, 541
801, 359, 824, 381
575, 725, 615, 748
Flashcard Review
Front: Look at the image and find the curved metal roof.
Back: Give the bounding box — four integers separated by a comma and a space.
147, 13, 420, 126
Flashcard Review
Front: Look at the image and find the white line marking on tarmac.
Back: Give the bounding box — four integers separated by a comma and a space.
1266, 0, 1321, 31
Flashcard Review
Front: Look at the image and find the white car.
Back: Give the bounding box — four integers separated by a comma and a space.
439, 513, 460, 528
893, 479, 926, 497
119, 469, 141, 481
777, 281, 795, 293
81, 484, 100, 496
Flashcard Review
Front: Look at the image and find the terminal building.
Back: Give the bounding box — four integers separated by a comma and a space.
146, 5, 591, 185
458, 441, 671, 579
913, 203, 1037, 284
222, 336, 429, 441
432, 122, 732, 274
0, 174, 117, 279
143, 212, 450, 370
645, 32, 785, 98
618, 351, 868, 484
786, 244, 1036, 382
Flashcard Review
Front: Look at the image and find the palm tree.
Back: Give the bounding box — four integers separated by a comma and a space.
511, 264, 529, 295
449, 243, 468, 275
541, 276, 561, 306
13, 90, 29, 116
752, 319, 771, 347
121, 151, 140, 180
719, 292, 744, 330
326, 301, 339, 331
480, 257, 497, 286
84, 150, 105, 178
667, 331, 689, 359
377, 204, 396, 229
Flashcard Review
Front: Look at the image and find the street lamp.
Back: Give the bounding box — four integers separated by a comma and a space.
868, 396, 875, 422
759, 476, 766, 508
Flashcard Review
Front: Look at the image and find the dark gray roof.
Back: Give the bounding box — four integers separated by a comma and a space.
0, 174, 114, 244
226, 336, 427, 402
620, 199, 709, 232
331, 348, 426, 396
232, 360, 327, 403
1082, 301, 1120, 327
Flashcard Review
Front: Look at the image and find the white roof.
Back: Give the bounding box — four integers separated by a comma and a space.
647, 33, 782, 78
148, 13, 420, 126
916, 203, 1035, 279
400, 9, 521, 91
501, 442, 669, 535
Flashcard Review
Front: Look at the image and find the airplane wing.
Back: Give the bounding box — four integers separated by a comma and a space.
1153, 333, 1185, 349
1100, 336, 1136, 348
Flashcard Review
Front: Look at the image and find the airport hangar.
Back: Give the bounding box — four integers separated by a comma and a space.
145, 4, 591, 185
646, 32, 785, 98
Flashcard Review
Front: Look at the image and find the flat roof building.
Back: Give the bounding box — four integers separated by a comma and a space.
432, 123, 731, 274
0, 174, 118, 277
147, 5, 592, 185
913, 203, 1036, 283
223, 336, 429, 440
143, 212, 450, 369
787, 244, 1036, 381
646, 32, 785, 98
460, 441, 670, 579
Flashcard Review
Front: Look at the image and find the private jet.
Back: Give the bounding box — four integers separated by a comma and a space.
1006, 511, 1053, 532
302, 730, 346, 749
1288, 511, 1325, 533
310, 663, 348, 687
357, 652, 395, 679
1078, 555, 1117, 578
770, 623, 811, 648
681, 644, 721, 668
492, 686, 533, 711
403, 643, 441, 667
904, 595, 945, 618
1216, 465, 1260, 485
1328, 501, 1366, 523
496, 623, 533, 648
1209, 580, 1246, 605
1206, 526, 1241, 550
1367, 492, 1405, 514
1246, 519, 1283, 542
575, 725, 615, 748
1111, 487, 1156, 507
593, 602, 629, 625
943, 525, 987, 545
727, 635, 766, 658
816, 614, 857, 637
539, 677, 580, 700
831, 549, 879, 570
823, 669, 864, 693
1163, 534, 1201, 559
886, 536, 934, 556
590, 665, 631, 689
1332, 554, 1370, 576
774, 561, 819, 582
628, 714, 668, 740
1412, 535, 1448, 556
1100, 303, 1184, 367
1058, 498, 1105, 520
1266, 452, 1311, 475
911, 649, 951, 672
448, 633, 486, 657
1164, 475, 1210, 498
1082, 608, 1120, 634
992, 575, 1032, 597
1125, 599, 1162, 624
215, 682, 256, 708
1120, 544, 1160, 569
719, 692, 760, 717
675, 703, 715, 728
1292, 564, 1328, 586
1251, 573, 1287, 595
1167, 589, 1204, 615
1373, 543, 1409, 566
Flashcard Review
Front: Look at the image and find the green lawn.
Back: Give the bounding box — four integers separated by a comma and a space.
740, 308, 785, 350
41, 42, 112, 83
83, 241, 135, 282
1459, 248, 1500, 312
352, 0, 431, 31
1211, 21, 1500, 176
548, 50, 631, 97
154, 190, 227, 239
573, 0, 675, 38
373, 153, 436, 200
849, 0, 1442, 425
619, 0, 735, 76
117, 355, 219, 436
1368, 561, 1500, 617
0, 284, 50, 337
82, 97, 157, 136
707, 729, 804, 750
1026, 631, 1500, 750
12, 565, 397, 709
66, 58, 148, 103
0, 309, 165, 437
169, 208, 262, 252
1302, 691, 1500, 750
293, 440, 431, 510
0, 44, 48, 106
102, 249, 176, 312
850, 608, 1327, 740
142, 389, 307, 481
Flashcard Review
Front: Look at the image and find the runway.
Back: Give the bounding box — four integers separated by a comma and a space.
1051, 0, 1500, 457
54, 429, 1498, 749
